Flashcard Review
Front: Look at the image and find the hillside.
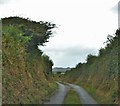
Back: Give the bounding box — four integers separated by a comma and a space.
63, 29, 120, 104
52, 67, 71, 74
2, 17, 57, 104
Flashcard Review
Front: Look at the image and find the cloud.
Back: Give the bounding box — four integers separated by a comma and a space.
111, 3, 118, 14
1, 0, 118, 67
0, 0, 9, 4
0, 0, 18, 5
40, 45, 99, 67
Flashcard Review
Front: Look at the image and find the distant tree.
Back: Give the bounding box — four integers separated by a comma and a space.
115, 29, 120, 44
76, 63, 82, 69
115, 28, 120, 37
107, 35, 114, 43
99, 48, 106, 56
86, 54, 97, 64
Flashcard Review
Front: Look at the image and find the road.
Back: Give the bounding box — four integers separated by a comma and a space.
66, 82, 98, 105
43, 82, 70, 104
43, 82, 98, 105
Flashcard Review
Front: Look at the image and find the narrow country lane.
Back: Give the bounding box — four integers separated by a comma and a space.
43, 81, 99, 105
66, 82, 99, 105
43, 82, 70, 104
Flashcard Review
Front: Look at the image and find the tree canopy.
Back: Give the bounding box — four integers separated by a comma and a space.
2, 16, 56, 52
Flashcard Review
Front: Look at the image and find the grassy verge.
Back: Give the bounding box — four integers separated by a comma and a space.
76, 82, 117, 104
40, 81, 58, 103
64, 89, 81, 104
47, 82, 58, 97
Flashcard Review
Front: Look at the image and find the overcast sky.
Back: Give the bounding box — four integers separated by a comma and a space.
0, 0, 119, 67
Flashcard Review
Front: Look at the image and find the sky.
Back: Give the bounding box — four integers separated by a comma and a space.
0, 0, 119, 67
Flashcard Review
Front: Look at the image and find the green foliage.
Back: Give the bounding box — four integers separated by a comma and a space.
86, 54, 98, 64
2, 17, 56, 104
63, 29, 119, 104
41, 54, 54, 77
3, 25, 30, 45
2, 17, 56, 52
2, 25, 29, 103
